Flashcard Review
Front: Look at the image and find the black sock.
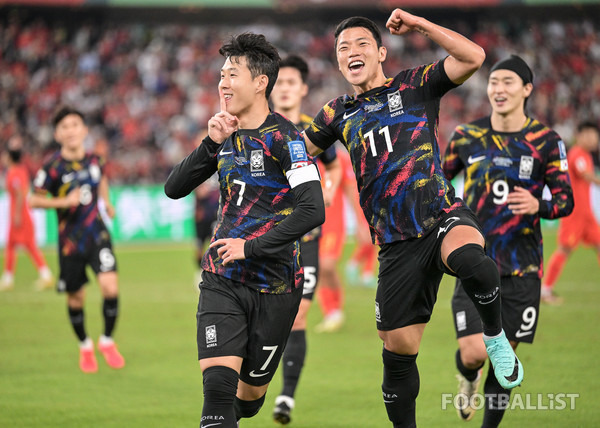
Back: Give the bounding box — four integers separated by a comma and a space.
455, 349, 483, 382
447, 244, 502, 336
381, 349, 419, 428
201, 366, 238, 428
482, 364, 511, 428
281, 329, 306, 398
102, 297, 119, 337
68, 307, 87, 342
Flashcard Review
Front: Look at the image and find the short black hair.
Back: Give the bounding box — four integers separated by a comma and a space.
280, 55, 309, 83
334, 16, 383, 50
577, 120, 600, 134
8, 148, 22, 163
53, 106, 85, 128
219, 32, 281, 99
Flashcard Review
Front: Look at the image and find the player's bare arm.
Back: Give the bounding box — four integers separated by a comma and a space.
99, 176, 115, 218
29, 188, 80, 209
386, 8, 485, 84
302, 131, 323, 157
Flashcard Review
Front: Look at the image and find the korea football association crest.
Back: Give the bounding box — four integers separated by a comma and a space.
387, 90, 404, 117
205, 325, 217, 348
519, 155, 534, 179
250, 150, 265, 177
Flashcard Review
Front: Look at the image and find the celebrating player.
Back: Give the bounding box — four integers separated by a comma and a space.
302, 10, 523, 426
1, 135, 54, 291
443, 55, 573, 425
164, 34, 325, 428
269, 54, 340, 425
543, 121, 600, 304
30, 106, 125, 373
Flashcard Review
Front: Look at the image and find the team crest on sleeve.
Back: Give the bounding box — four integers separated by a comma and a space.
387, 90, 404, 117
519, 155, 534, 179
250, 150, 265, 176
205, 325, 217, 347
288, 140, 309, 169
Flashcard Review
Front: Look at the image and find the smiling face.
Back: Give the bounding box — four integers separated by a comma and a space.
335, 26, 387, 93
219, 55, 265, 117
271, 66, 308, 112
54, 113, 88, 151
487, 69, 532, 117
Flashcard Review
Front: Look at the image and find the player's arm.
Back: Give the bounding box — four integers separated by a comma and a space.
319, 147, 342, 207
578, 166, 600, 185
99, 176, 115, 218
303, 131, 323, 157
386, 8, 485, 85
29, 188, 80, 209
508, 136, 574, 218
441, 128, 466, 180
164, 136, 219, 199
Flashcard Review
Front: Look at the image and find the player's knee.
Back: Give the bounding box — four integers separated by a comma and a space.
459, 347, 487, 369
202, 366, 238, 406
234, 394, 265, 419
447, 244, 499, 287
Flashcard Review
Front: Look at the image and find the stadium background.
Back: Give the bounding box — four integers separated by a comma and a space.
1, 0, 600, 246
1, 1, 600, 427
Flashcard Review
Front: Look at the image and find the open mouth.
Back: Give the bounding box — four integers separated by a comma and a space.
348, 60, 365, 74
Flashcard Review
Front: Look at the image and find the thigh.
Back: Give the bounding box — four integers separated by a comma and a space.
240, 286, 303, 386
300, 240, 319, 300
197, 272, 248, 361
582, 219, 600, 247
58, 253, 88, 293
452, 279, 483, 339
89, 241, 118, 275
376, 236, 443, 331
558, 218, 583, 249
501, 276, 540, 344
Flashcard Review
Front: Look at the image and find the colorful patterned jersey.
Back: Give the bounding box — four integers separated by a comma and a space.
443, 116, 573, 278
33, 152, 112, 256
201, 112, 317, 294
306, 59, 464, 244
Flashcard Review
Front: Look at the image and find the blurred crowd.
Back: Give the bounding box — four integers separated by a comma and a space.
1, 11, 599, 184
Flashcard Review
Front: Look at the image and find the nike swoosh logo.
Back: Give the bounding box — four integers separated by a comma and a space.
383, 400, 395, 403
437, 216, 460, 238
249, 370, 270, 378
515, 330, 533, 338
219, 149, 233, 155
478, 293, 499, 305
343, 109, 360, 120
504, 356, 520, 382
468, 155, 486, 164
200, 424, 222, 428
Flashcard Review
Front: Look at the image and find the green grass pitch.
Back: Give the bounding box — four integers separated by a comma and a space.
1, 231, 598, 427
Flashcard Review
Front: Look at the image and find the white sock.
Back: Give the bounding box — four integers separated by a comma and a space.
99, 335, 114, 346
79, 337, 93, 349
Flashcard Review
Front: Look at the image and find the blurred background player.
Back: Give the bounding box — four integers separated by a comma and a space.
314, 147, 356, 333
192, 130, 220, 287
344, 179, 378, 288
0, 135, 53, 291
270, 54, 341, 425
443, 55, 573, 426
30, 106, 125, 373
543, 121, 600, 304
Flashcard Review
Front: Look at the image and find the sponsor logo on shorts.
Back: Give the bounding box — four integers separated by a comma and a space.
205, 325, 217, 348
249, 370, 270, 378
375, 301, 381, 322
438, 216, 460, 238
456, 311, 467, 332
57, 279, 67, 292
515, 329, 533, 338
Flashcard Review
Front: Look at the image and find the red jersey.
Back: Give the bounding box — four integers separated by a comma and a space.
6, 164, 34, 232
568, 145, 594, 218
